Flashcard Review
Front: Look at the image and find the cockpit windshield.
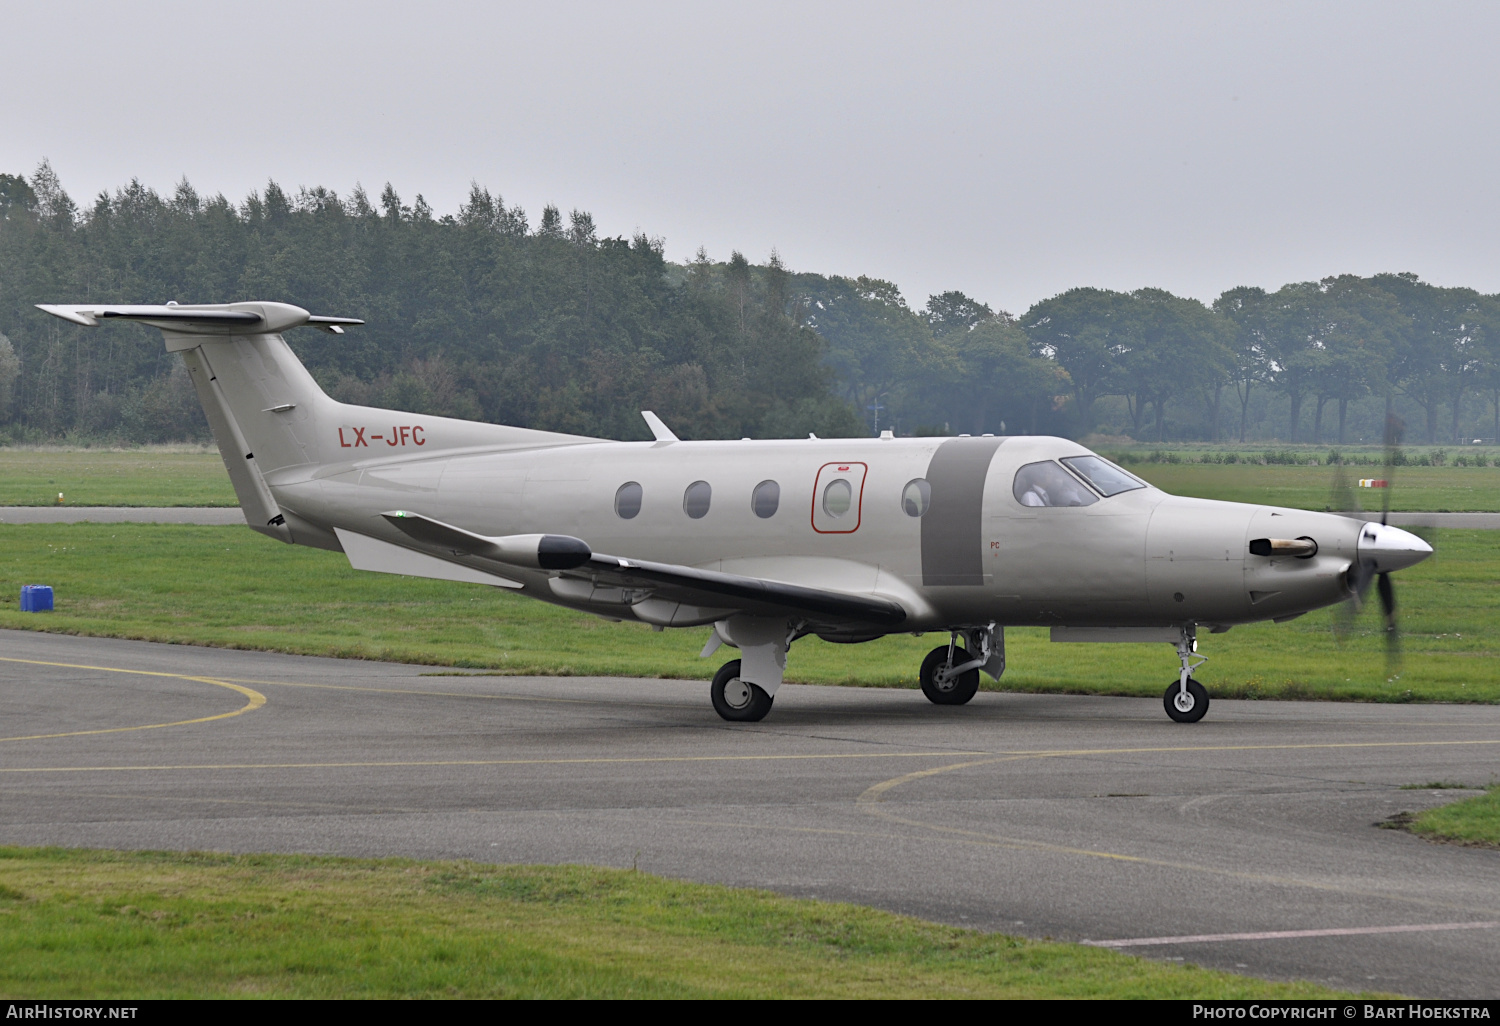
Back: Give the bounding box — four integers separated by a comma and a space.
1013, 461, 1097, 507
1059, 455, 1145, 497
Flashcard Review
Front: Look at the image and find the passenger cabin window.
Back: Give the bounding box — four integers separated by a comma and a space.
1060, 455, 1144, 497
615, 481, 643, 519
822, 478, 853, 517
752, 480, 780, 518
683, 480, 712, 519
1013, 461, 1097, 507
902, 478, 931, 517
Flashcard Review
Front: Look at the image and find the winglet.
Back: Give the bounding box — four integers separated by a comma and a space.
640, 411, 679, 443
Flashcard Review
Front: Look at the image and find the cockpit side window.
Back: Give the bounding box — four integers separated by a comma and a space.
1013, 461, 1098, 507
1060, 455, 1145, 497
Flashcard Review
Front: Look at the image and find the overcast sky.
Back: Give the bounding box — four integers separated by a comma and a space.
5, 1, 1499, 314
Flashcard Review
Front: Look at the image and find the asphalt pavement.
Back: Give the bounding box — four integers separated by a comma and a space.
2, 628, 1497, 997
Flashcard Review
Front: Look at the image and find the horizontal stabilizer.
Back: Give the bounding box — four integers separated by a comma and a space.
36, 302, 363, 336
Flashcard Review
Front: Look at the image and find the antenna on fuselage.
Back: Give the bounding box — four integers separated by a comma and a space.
640, 410, 678, 443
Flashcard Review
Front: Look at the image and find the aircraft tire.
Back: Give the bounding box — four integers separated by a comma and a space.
711, 660, 774, 722
1163, 678, 1209, 723
919, 646, 980, 705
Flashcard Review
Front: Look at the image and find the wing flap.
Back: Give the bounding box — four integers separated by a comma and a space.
334, 528, 523, 588
576, 554, 907, 627
375, 510, 907, 628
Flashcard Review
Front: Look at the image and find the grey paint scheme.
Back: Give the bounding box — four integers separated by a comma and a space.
38, 302, 1397, 674
921, 435, 1007, 587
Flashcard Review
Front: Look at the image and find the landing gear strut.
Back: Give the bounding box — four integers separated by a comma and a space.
1163, 628, 1209, 723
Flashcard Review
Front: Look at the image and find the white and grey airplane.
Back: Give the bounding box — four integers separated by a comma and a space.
39, 301, 1434, 723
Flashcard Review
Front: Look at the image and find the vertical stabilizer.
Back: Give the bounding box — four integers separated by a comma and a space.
36, 301, 601, 544
177, 343, 294, 540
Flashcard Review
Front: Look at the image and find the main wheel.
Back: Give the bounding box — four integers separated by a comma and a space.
920, 645, 980, 705
1163, 678, 1209, 723
711, 659, 774, 722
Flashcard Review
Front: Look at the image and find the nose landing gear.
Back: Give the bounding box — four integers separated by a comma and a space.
1163, 630, 1209, 723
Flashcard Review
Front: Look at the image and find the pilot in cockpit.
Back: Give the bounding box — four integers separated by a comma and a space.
1013, 461, 1097, 508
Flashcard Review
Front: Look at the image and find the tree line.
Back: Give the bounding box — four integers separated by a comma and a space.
1, 161, 1496, 446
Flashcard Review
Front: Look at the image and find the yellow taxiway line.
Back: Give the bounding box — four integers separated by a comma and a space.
0, 656, 266, 742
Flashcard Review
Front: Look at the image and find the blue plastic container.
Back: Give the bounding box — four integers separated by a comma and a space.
20, 585, 53, 612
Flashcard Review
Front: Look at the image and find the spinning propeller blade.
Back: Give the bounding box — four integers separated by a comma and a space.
1329, 456, 1362, 642
1378, 413, 1403, 675
1375, 569, 1400, 676
1381, 411, 1402, 528
1330, 412, 1431, 677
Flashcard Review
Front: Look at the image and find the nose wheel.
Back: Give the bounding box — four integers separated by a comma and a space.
711, 659, 774, 722
1163, 678, 1209, 722
1164, 630, 1210, 722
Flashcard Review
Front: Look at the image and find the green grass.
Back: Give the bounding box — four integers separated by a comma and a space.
1407, 788, 1500, 848
1126, 462, 1500, 512
0, 524, 1496, 703
0, 449, 236, 506
0, 847, 1353, 998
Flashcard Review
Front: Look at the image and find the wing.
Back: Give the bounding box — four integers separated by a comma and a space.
378, 510, 907, 629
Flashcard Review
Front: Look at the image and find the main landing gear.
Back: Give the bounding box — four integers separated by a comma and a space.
1163, 630, 1210, 723
704, 616, 790, 723
919, 625, 1000, 706
920, 643, 980, 705
711, 659, 774, 722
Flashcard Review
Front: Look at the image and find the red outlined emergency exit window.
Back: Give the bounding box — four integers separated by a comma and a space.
811, 462, 868, 534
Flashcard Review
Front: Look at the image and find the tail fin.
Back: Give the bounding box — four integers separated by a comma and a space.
38, 302, 594, 543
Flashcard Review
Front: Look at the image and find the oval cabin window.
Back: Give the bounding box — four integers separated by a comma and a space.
822, 478, 853, 518
751, 480, 780, 519
614, 481, 643, 519
683, 480, 712, 519
902, 478, 931, 517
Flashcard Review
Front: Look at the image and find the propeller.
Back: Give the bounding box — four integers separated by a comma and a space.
1330, 412, 1423, 678
1376, 413, 1403, 674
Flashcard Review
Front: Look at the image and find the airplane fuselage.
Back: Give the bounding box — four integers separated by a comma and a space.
270, 431, 1360, 634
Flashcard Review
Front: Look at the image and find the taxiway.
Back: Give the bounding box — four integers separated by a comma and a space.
2, 629, 1497, 997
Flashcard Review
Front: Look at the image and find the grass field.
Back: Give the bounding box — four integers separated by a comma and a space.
0, 523, 1495, 703
0, 446, 1497, 511
1407, 788, 1500, 848
0, 449, 235, 507
1127, 462, 1500, 512
0, 847, 1353, 998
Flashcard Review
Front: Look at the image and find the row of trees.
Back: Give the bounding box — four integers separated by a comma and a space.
0, 163, 859, 443
1, 162, 1496, 445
